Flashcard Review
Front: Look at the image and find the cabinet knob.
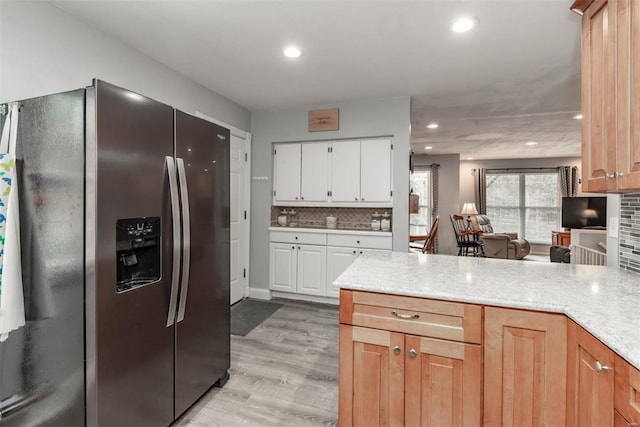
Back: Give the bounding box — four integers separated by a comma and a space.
295, 196, 299, 200
361, 198, 365, 201
357, 240, 360, 244
352, 250, 357, 254
393, 346, 401, 355
595, 361, 613, 373
359, 251, 363, 254
295, 236, 298, 240
409, 349, 417, 358
301, 196, 304, 200
291, 246, 295, 249
355, 197, 358, 201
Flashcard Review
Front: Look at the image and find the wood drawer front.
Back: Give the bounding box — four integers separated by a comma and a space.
615, 354, 640, 426
341, 290, 482, 344
327, 233, 392, 250
270, 231, 327, 245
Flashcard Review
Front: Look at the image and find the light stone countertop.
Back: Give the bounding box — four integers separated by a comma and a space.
334, 252, 640, 371
268, 226, 392, 236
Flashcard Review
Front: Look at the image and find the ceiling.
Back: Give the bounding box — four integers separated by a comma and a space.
52, 0, 583, 160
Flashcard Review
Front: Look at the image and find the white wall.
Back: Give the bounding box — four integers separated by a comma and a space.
413, 154, 460, 256
0, 1, 250, 130
250, 96, 410, 291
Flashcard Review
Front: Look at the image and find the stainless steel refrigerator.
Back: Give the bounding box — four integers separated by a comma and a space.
0, 80, 230, 426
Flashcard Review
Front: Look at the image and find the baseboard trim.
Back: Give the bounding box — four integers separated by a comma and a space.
271, 291, 339, 306
248, 287, 272, 301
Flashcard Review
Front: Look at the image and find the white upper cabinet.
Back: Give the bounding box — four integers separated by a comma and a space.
301, 142, 329, 202
330, 140, 361, 202
273, 143, 301, 202
273, 138, 392, 206
360, 139, 392, 203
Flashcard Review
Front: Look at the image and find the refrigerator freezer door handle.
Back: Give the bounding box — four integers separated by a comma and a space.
166, 156, 181, 327
176, 157, 191, 322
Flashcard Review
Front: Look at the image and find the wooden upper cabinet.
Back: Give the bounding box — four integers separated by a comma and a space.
566, 320, 615, 427
484, 307, 567, 427
581, 0, 617, 192
575, 0, 640, 191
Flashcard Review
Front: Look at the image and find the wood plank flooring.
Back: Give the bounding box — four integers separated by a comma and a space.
174, 299, 339, 426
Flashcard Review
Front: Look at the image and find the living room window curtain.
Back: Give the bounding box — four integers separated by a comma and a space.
559, 166, 579, 197
474, 168, 487, 214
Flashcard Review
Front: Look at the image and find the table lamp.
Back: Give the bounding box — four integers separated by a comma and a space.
461, 202, 478, 230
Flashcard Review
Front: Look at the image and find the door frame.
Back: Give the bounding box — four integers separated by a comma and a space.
195, 111, 251, 303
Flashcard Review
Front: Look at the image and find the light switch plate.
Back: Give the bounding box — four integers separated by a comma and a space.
608, 217, 619, 238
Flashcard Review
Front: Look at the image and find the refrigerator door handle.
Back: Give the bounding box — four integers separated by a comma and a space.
166, 156, 181, 327
176, 157, 191, 322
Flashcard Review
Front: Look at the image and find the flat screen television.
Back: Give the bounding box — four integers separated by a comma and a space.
561, 196, 607, 229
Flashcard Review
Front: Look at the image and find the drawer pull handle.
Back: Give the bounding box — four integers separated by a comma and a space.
595, 361, 613, 373
409, 349, 417, 358
391, 310, 419, 319
393, 346, 401, 355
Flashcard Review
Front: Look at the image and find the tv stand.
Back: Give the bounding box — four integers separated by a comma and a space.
552, 230, 571, 247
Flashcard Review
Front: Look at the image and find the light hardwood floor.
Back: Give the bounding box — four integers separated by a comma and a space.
175, 300, 339, 426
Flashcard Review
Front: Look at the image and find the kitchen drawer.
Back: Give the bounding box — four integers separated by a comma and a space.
327, 233, 392, 250
615, 354, 640, 426
270, 231, 327, 245
340, 290, 482, 344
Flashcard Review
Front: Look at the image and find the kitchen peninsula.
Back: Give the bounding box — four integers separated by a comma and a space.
335, 252, 640, 426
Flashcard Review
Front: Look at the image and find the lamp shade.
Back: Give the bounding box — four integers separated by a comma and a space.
461, 202, 478, 215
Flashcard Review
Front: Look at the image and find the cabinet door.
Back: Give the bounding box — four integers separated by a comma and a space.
273, 143, 301, 202
326, 246, 358, 299
300, 142, 329, 202
484, 307, 567, 426
405, 336, 481, 427
567, 321, 614, 426
296, 244, 327, 297
330, 140, 361, 202
615, 354, 640, 426
339, 325, 405, 427
269, 243, 297, 292
616, 0, 640, 190
360, 139, 392, 203
581, 0, 617, 192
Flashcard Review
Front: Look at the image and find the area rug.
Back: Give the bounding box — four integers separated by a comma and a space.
230, 299, 283, 336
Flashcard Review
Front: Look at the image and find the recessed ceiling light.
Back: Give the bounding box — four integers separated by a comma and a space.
467, 157, 474, 160
573, 114, 583, 120
425, 146, 433, 150
525, 141, 538, 146
283, 46, 301, 58
451, 17, 478, 33
426, 123, 439, 129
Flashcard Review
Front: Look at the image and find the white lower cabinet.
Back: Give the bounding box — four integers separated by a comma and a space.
269, 242, 326, 297
326, 247, 359, 298
269, 228, 392, 301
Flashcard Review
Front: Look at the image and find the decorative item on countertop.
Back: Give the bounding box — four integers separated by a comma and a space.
0, 102, 25, 342
288, 210, 298, 227
371, 212, 381, 231
381, 211, 391, 231
278, 209, 288, 227
326, 215, 337, 229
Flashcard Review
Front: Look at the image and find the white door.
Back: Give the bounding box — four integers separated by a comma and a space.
273, 143, 301, 202
326, 246, 358, 298
330, 140, 361, 202
270, 243, 297, 292
360, 139, 392, 203
296, 244, 327, 296
230, 135, 245, 304
301, 142, 329, 202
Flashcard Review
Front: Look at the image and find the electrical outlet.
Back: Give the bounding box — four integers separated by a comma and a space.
608, 217, 619, 238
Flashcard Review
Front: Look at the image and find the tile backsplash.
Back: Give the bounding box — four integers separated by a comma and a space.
270, 206, 393, 231
619, 194, 640, 273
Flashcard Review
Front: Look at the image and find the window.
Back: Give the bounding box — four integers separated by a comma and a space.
410, 170, 431, 228
486, 172, 560, 243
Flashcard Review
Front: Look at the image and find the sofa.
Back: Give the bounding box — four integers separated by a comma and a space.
470, 215, 531, 260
